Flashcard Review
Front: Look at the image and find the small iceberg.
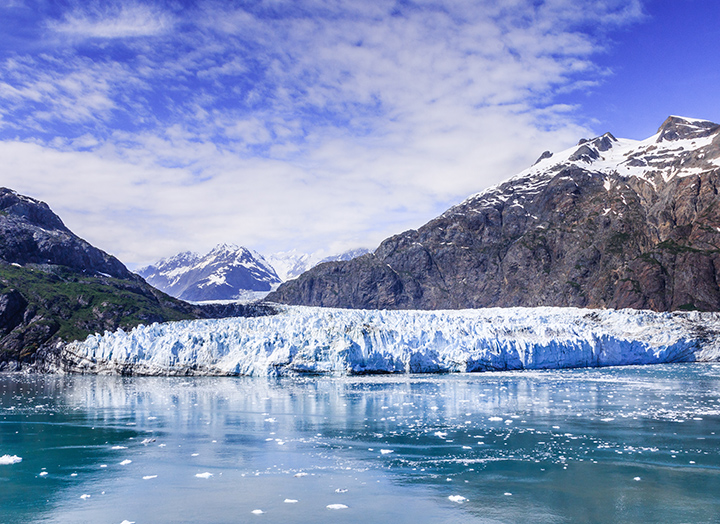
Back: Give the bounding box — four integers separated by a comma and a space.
0, 455, 22, 465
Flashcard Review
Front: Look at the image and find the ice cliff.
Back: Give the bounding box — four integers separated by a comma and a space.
58, 306, 720, 376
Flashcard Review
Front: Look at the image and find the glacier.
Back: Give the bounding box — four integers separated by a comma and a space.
57, 306, 720, 376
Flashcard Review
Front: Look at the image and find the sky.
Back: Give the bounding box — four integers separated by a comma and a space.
0, 0, 718, 267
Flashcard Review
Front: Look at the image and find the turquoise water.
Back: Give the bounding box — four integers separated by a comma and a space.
1, 364, 719, 523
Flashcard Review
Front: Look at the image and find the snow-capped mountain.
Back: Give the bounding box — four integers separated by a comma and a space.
268, 116, 720, 312
266, 248, 370, 281
137, 244, 281, 302
59, 306, 720, 376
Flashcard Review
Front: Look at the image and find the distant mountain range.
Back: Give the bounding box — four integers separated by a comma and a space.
138, 246, 370, 302
268, 116, 720, 312
137, 245, 281, 302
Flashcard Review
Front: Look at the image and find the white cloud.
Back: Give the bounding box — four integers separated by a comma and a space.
0, 0, 645, 265
49, 3, 172, 39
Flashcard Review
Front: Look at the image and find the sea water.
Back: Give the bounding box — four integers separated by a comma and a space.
1, 364, 719, 523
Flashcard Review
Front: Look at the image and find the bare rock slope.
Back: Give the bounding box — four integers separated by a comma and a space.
268, 117, 720, 312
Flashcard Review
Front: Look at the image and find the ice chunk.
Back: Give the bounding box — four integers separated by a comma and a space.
195, 472, 213, 479
0, 455, 22, 465
119, 460, 132, 466
327, 504, 348, 510
448, 495, 467, 503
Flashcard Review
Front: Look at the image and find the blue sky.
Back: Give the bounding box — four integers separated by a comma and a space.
0, 0, 717, 266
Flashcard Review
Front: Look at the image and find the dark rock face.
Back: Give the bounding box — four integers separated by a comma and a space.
268, 117, 720, 312
0, 188, 131, 279
0, 189, 278, 369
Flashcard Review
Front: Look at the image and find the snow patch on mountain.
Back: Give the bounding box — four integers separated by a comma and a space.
451, 116, 720, 216
137, 244, 280, 302
266, 248, 370, 281
60, 306, 720, 376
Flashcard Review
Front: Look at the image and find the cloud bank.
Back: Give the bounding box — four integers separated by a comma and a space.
0, 0, 643, 265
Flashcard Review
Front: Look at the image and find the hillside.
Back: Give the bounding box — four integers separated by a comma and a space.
267, 116, 720, 312
0, 189, 273, 370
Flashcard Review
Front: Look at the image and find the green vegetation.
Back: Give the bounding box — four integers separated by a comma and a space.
655, 239, 703, 255
0, 263, 194, 352
677, 302, 698, 311
606, 232, 631, 254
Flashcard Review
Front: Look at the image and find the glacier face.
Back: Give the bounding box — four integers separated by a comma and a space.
59, 306, 720, 376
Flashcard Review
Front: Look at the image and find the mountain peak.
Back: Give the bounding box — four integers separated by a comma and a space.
0, 187, 131, 279
138, 244, 280, 301
656, 116, 720, 142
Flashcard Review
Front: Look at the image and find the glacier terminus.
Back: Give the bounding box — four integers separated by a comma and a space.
58, 306, 720, 376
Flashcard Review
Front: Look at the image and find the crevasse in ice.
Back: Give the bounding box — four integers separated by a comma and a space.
61, 306, 720, 376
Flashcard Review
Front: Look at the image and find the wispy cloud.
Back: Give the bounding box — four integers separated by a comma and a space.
48, 2, 172, 39
0, 0, 644, 265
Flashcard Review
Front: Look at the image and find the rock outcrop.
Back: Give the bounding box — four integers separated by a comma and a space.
0, 188, 275, 369
267, 116, 720, 312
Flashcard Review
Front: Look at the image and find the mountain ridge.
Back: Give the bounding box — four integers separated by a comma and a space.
0, 190, 275, 370
266, 116, 720, 312
137, 244, 281, 302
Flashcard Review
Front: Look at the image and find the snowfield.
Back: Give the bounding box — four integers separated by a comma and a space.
58, 306, 720, 376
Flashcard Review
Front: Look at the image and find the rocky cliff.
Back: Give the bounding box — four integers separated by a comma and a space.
0, 189, 274, 370
267, 116, 720, 312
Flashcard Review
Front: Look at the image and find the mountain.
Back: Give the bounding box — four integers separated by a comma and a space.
137, 244, 281, 302
266, 248, 371, 281
267, 116, 720, 312
0, 189, 274, 370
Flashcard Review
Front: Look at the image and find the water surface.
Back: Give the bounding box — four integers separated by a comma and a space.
1, 364, 719, 523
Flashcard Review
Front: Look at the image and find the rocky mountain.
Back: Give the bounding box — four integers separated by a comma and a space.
0, 189, 274, 370
266, 248, 371, 281
267, 116, 720, 312
137, 244, 281, 302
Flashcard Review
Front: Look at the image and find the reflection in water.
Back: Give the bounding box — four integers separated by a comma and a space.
1, 365, 720, 523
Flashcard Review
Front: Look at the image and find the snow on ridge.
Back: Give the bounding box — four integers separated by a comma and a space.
60, 306, 720, 377
445, 120, 720, 217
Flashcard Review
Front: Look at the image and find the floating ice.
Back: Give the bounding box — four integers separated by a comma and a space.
39, 471, 48, 476
634, 477, 641, 481
448, 495, 467, 503
251, 509, 264, 515
143, 475, 158, 480
284, 499, 298, 503
60, 306, 720, 376
80, 494, 90, 499
335, 488, 348, 493
120, 521, 135, 524
119, 460, 132, 466
327, 504, 348, 510
0, 455, 22, 465
111, 446, 127, 450
195, 472, 213, 479
380, 449, 394, 454
294, 472, 308, 477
